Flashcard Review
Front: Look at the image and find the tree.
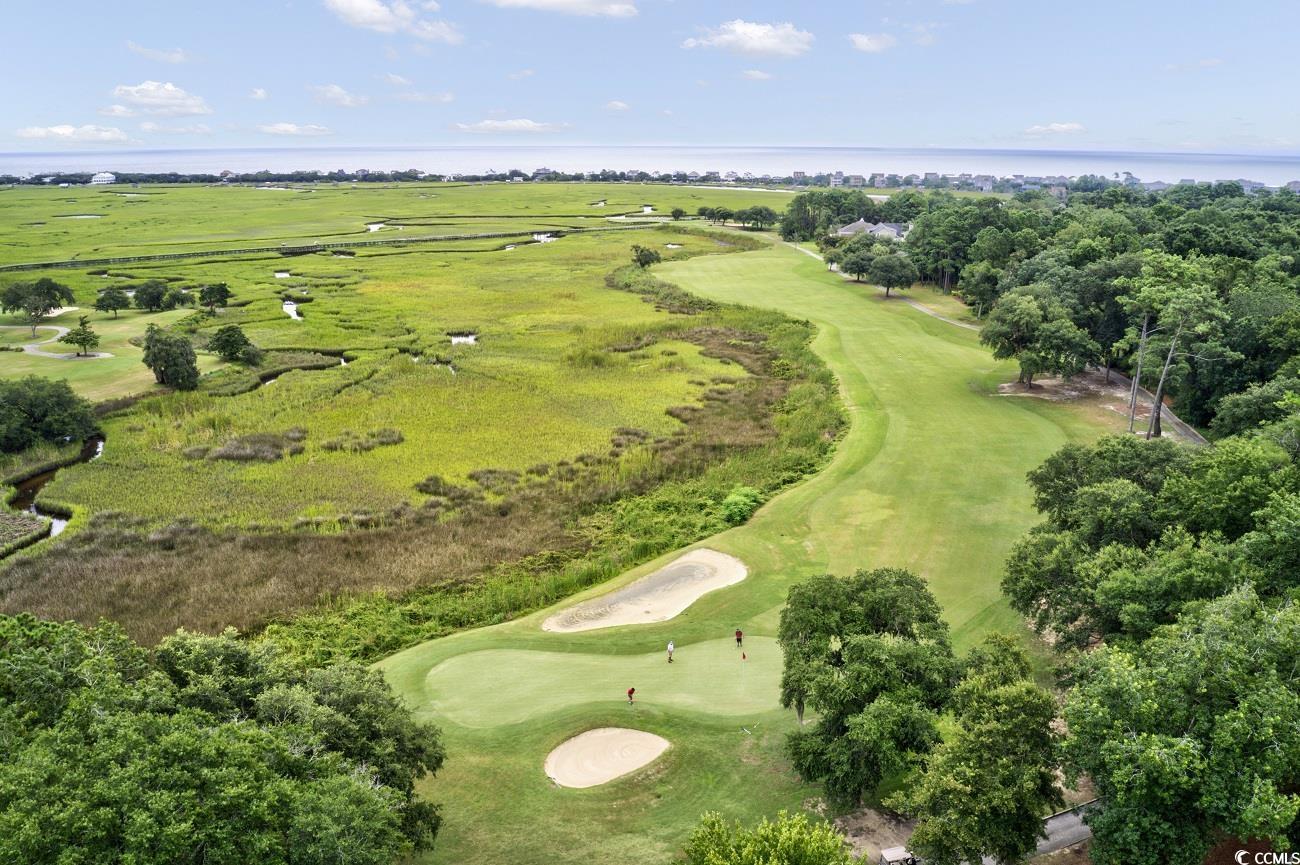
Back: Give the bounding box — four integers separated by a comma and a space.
684, 812, 860, 865
839, 248, 876, 282
891, 635, 1062, 865
779, 569, 956, 806
199, 283, 231, 313
209, 324, 254, 363
869, 254, 919, 298
712, 207, 734, 225
670, 207, 686, 220
142, 324, 199, 390
631, 244, 661, 268
58, 315, 100, 357
133, 280, 169, 312
981, 289, 1098, 386
0, 377, 97, 453
1063, 588, 1300, 865
1118, 252, 1228, 438
94, 287, 131, 319
1, 278, 74, 336
0, 616, 445, 865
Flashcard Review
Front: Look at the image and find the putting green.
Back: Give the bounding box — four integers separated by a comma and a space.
380, 240, 1117, 865
422, 638, 778, 728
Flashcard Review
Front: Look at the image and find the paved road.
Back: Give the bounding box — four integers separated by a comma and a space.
2, 321, 113, 359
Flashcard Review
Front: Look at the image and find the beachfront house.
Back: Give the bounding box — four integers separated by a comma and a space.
90, 172, 116, 185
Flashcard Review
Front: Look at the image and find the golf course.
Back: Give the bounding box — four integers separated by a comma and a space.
379, 240, 1116, 864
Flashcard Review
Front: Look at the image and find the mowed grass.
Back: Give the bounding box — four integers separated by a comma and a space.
0, 307, 222, 401
379, 241, 1119, 865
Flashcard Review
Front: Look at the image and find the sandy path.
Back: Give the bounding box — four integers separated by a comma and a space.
2, 323, 113, 359
544, 728, 670, 788
542, 548, 747, 633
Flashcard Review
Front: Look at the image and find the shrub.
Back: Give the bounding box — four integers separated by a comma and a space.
720, 485, 764, 525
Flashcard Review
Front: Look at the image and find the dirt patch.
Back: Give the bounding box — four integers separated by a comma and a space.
542, 548, 747, 633
996, 368, 1198, 443
544, 728, 670, 788
834, 807, 916, 862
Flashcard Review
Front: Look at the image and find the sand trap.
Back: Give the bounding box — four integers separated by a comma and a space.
543, 548, 747, 633
544, 728, 670, 788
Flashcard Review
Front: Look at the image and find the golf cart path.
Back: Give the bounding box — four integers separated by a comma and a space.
787, 241, 1205, 445
2, 321, 114, 359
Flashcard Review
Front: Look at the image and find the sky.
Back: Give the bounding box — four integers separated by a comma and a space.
3, 0, 1298, 154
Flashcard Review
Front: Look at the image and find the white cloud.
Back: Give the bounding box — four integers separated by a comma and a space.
249, 88, 269, 100
322, 0, 463, 42
742, 69, 773, 80
1025, 121, 1086, 135
605, 99, 629, 111
508, 68, 535, 80
454, 118, 566, 133
16, 124, 129, 142
140, 121, 211, 134
1163, 57, 1224, 73
397, 90, 455, 103
311, 83, 369, 107
479, 0, 636, 16
126, 41, 189, 63
112, 81, 212, 116
384, 73, 413, 85
682, 20, 814, 58
258, 122, 332, 136
848, 33, 896, 53
99, 104, 136, 118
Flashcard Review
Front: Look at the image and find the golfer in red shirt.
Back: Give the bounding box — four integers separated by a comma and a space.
627, 687, 635, 704
735, 629, 744, 648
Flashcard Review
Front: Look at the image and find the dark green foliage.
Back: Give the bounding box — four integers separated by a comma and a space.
779, 569, 955, 806
133, 280, 169, 312
868, 253, 919, 297
199, 282, 232, 312
142, 324, 199, 390
891, 635, 1062, 865
0, 376, 97, 454
1063, 588, 1300, 865
57, 315, 99, 356
631, 244, 662, 268
0, 616, 444, 865
1, 278, 74, 336
208, 324, 253, 362
94, 287, 131, 318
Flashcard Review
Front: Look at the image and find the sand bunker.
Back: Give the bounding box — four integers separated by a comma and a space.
543, 548, 747, 633
544, 728, 670, 788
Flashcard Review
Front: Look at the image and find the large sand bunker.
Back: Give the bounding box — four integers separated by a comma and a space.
544, 728, 670, 788
542, 548, 747, 632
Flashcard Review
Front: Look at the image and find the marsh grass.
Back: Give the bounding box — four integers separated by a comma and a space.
0, 267, 843, 654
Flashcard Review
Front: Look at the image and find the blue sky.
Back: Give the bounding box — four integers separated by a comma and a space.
3, 0, 1297, 153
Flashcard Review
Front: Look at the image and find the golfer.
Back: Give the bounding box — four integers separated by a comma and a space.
667, 640, 675, 663
627, 687, 636, 704
735, 628, 744, 648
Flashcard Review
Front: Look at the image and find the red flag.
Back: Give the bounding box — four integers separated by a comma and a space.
741, 652, 747, 661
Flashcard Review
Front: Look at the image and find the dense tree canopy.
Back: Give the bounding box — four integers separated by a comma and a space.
779, 569, 956, 806
684, 812, 860, 865
142, 324, 200, 390
0, 376, 97, 454
0, 616, 444, 865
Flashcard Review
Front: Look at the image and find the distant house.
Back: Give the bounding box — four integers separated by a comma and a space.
90, 172, 116, 185
835, 219, 911, 240
829, 171, 845, 188
846, 174, 866, 188
792, 171, 807, 184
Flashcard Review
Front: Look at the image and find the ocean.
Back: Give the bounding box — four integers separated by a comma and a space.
3, 145, 1300, 186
